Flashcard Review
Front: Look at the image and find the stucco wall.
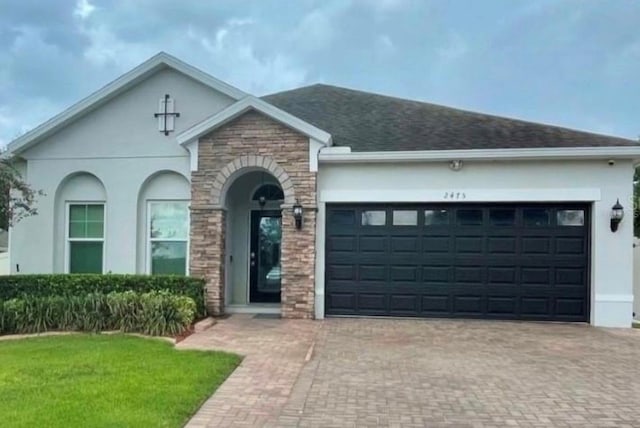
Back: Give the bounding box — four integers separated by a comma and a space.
633, 238, 640, 321
9, 67, 234, 275
315, 159, 635, 327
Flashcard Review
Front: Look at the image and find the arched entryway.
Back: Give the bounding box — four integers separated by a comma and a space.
224, 170, 285, 310
188, 112, 318, 319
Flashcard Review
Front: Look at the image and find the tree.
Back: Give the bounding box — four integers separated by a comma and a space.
0, 157, 43, 229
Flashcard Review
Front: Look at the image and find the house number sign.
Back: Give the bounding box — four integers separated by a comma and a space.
443, 192, 466, 200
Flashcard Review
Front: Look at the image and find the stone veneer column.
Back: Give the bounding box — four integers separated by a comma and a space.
189, 111, 317, 319
189, 207, 226, 315
280, 206, 316, 319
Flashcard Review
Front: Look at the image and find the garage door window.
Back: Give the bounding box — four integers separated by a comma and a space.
330, 210, 355, 226
524, 208, 550, 226
362, 210, 386, 226
490, 209, 516, 226
457, 209, 483, 226
393, 210, 417, 226
557, 210, 584, 226
425, 209, 449, 225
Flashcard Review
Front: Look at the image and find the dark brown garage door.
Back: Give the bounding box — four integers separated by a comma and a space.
325, 203, 590, 321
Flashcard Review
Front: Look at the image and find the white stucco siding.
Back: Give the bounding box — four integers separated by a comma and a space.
315, 159, 635, 327
10, 156, 190, 275
21, 68, 235, 160
9, 66, 237, 275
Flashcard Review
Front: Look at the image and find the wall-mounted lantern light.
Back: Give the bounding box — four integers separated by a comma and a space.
292, 200, 303, 230
610, 199, 624, 232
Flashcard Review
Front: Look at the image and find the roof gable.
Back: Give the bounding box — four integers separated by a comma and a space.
176, 96, 332, 146
6, 52, 247, 156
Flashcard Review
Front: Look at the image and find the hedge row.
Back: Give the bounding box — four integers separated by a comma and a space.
0, 274, 206, 316
0, 291, 196, 336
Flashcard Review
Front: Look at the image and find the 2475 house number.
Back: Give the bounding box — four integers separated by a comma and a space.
443, 192, 467, 200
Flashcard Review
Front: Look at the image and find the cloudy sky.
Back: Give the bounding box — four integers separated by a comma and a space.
1, 0, 639, 146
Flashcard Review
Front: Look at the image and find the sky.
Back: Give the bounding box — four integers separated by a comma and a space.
0, 0, 639, 147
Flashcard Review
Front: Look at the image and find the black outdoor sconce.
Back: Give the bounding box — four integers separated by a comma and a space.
292, 200, 303, 230
610, 199, 624, 232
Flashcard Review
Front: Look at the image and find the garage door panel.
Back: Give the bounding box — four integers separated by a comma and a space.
326, 203, 590, 322
454, 266, 485, 283
556, 267, 585, 285
390, 265, 419, 282
487, 296, 517, 314
487, 237, 517, 254
389, 295, 419, 313
556, 237, 586, 255
327, 264, 356, 281
390, 236, 419, 252
357, 293, 387, 311
521, 267, 551, 284
556, 298, 586, 317
421, 295, 450, 313
327, 293, 356, 311
455, 237, 484, 253
328, 236, 357, 252
487, 267, 517, 284
520, 297, 550, 316
359, 265, 386, 281
522, 237, 551, 254
359, 236, 387, 252
454, 296, 484, 313
423, 236, 451, 253
423, 266, 451, 283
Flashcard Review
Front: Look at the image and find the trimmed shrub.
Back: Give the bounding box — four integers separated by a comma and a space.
0, 291, 196, 336
0, 274, 205, 316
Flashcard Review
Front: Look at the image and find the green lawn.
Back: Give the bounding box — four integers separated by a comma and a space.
0, 334, 240, 427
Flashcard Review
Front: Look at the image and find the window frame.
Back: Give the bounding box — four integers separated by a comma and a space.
146, 200, 190, 275
65, 201, 106, 274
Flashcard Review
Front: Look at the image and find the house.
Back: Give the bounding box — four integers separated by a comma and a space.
5, 52, 639, 327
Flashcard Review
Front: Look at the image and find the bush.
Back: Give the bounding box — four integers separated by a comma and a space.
0, 274, 205, 316
0, 291, 196, 336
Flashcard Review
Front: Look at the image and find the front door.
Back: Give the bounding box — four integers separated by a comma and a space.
250, 210, 282, 303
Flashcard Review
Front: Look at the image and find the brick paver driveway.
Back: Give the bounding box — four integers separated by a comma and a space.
182, 316, 640, 427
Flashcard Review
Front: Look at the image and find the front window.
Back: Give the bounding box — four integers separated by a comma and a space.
148, 201, 189, 275
67, 203, 104, 273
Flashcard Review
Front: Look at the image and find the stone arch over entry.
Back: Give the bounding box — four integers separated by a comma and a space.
189, 111, 317, 319
211, 155, 296, 208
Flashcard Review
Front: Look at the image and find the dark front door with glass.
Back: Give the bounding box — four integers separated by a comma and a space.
250, 210, 282, 303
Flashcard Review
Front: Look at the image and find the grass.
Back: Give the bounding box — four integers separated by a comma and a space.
0, 334, 240, 427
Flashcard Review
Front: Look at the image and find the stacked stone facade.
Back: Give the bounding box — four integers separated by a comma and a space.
190, 111, 317, 318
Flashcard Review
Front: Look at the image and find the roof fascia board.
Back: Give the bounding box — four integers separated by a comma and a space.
6, 52, 247, 156
177, 96, 332, 146
319, 146, 640, 163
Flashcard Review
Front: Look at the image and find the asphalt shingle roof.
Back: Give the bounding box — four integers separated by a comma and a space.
263, 84, 637, 152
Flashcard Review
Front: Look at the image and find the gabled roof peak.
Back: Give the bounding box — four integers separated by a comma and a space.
6, 52, 247, 156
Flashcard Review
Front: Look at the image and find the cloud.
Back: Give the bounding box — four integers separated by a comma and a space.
74, 0, 96, 20
437, 32, 468, 62
0, 0, 638, 145
358, 0, 413, 14
375, 34, 395, 56
188, 19, 307, 94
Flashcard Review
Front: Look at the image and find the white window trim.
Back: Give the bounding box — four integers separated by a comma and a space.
146, 200, 190, 275
65, 202, 106, 274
